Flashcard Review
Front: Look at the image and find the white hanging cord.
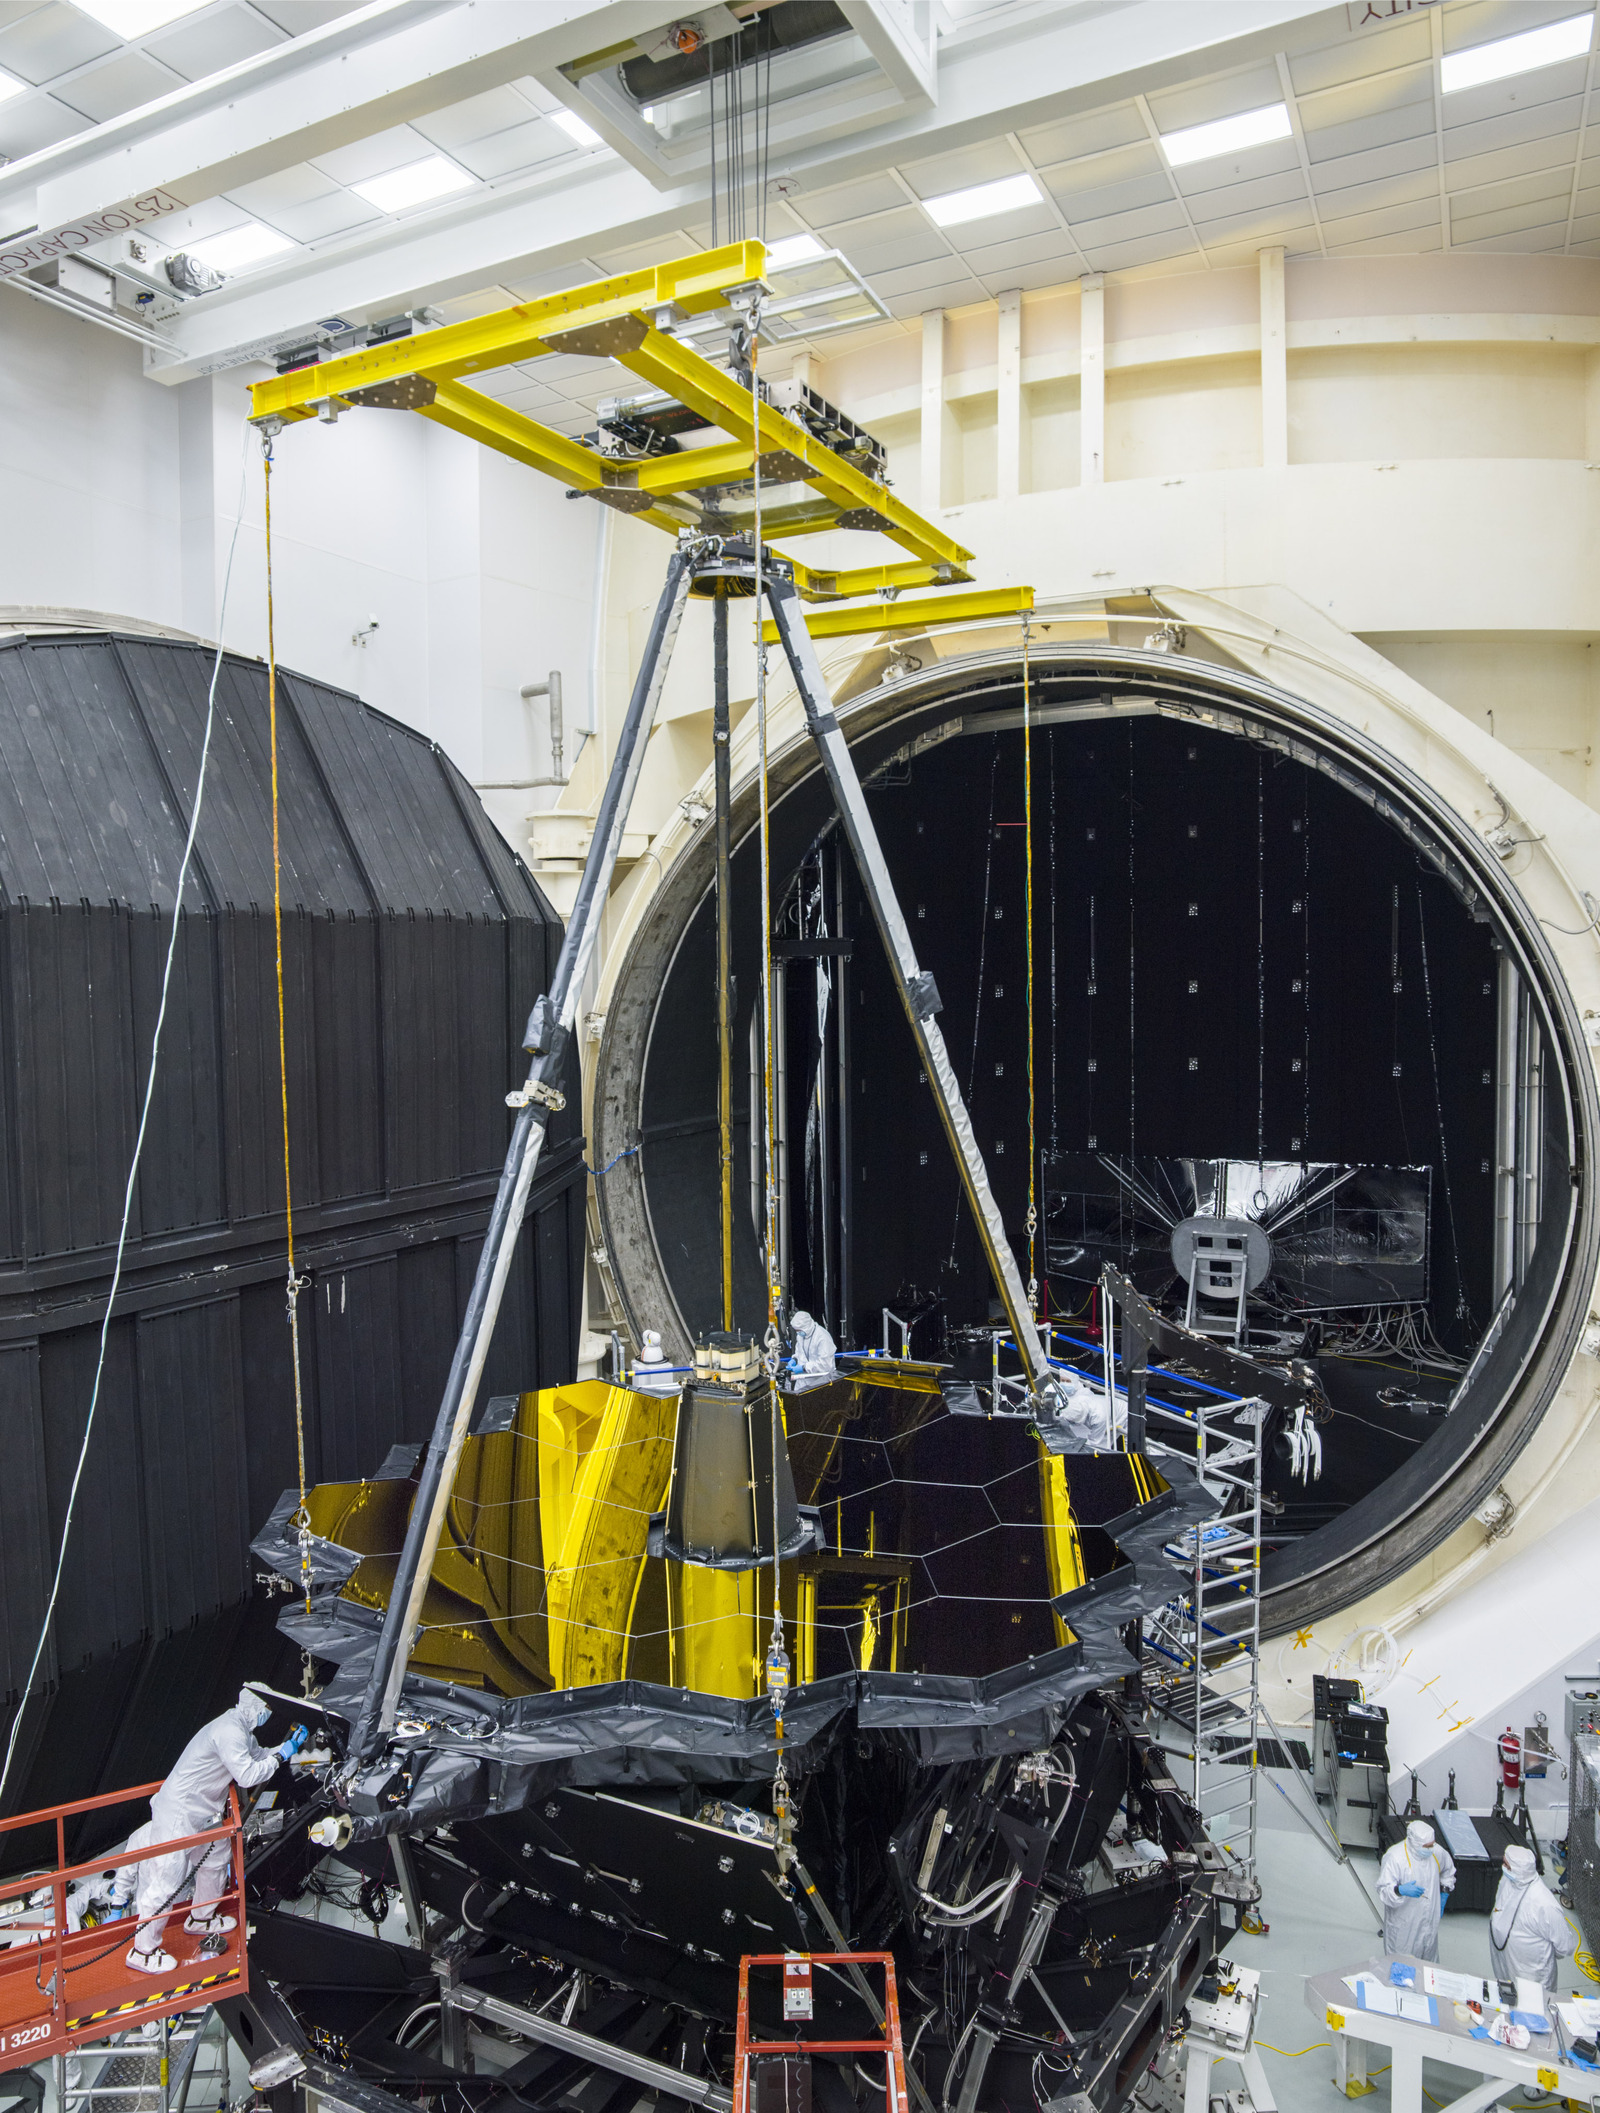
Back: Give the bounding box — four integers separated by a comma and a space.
0, 427, 252, 1808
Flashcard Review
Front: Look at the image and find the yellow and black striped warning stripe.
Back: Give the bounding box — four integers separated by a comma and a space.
67, 1963, 241, 2035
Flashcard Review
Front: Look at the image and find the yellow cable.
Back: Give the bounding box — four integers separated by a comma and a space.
1256, 2044, 1330, 2058
262, 442, 313, 1635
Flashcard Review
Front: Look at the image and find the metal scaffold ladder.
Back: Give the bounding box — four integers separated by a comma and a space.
1141, 1393, 1265, 1886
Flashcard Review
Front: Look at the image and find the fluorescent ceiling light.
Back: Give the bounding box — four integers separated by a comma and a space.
72, 0, 205, 33
352, 155, 475, 214
1160, 101, 1292, 167
551, 108, 602, 146
765, 232, 826, 267
185, 221, 295, 273
1442, 11, 1593, 93
0, 68, 24, 104
923, 171, 1041, 228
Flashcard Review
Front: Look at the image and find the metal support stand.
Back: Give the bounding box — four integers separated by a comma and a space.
354, 534, 1053, 1759
1141, 1392, 1264, 1884
1183, 2034, 1278, 2113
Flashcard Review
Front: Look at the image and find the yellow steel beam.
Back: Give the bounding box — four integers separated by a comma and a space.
628, 441, 755, 494
249, 240, 768, 425
789, 558, 972, 599
760, 585, 1033, 643
614, 321, 974, 575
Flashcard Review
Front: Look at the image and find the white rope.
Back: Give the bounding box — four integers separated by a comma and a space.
0, 429, 252, 1809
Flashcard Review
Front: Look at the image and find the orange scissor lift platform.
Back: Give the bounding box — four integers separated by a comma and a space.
0, 1780, 248, 2063
734, 1953, 910, 2113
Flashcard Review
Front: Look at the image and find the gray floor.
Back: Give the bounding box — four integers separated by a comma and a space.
1222, 1774, 1565, 2113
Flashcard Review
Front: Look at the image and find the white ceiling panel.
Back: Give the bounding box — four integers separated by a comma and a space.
251, 1, 367, 28
1299, 97, 1437, 165
1144, 61, 1282, 136
1451, 165, 1578, 219
1078, 227, 1200, 274
1442, 0, 1592, 47
0, 3, 115, 85
943, 200, 1060, 252
1569, 209, 1600, 243
1016, 103, 1147, 168
310, 124, 439, 186
899, 137, 1023, 197
789, 173, 909, 228
146, 5, 285, 83
978, 255, 1093, 296
885, 278, 984, 318
1186, 168, 1309, 225
1066, 196, 1193, 250
955, 226, 1080, 277
1452, 189, 1574, 243
146, 194, 258, 246
826, 205, 949, 274
225, 163, 343, 216
590, 234, 703, 272
268, 191, 381, 243
501, 260, 603, 301
1443, 94, 1585, 161
1444, 130, 1579, 194
1453, 221, 1569, 252
869, 254, 980, 298
58, 50, 182, 122
1295, 62, 1433, 137
0, 90, 85, 156
1307, 132, 1439, 192
1288, 13, 1434, 96
1041, 164, 1175, 225
1175, 138, 1303, 197
1311, 165, 1439, 224
450, 119, 569, 182
1317, 195, 1443, 246
412, 86, 539, 152
1326, 221, 1443, 256
1204, 224, 1321, 268
1188, 198, 1320, 248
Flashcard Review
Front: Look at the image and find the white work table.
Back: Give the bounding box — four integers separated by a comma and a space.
1304, 1958, 1599, 2113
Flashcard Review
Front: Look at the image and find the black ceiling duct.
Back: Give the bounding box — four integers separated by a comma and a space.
0, 630, 582, 1837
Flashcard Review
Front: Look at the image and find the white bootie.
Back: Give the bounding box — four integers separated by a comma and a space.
184, 1912, 236, 1934
126, 1945, 175, 1975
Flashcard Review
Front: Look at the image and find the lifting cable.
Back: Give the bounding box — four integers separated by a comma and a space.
261, 439, 315, 1649
1023, 620, 1038, 1313
0, 432, 252, 1806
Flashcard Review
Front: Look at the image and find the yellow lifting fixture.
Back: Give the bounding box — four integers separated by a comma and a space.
247, 239, 1031, 626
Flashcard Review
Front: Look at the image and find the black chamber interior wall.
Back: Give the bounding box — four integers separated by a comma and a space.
640, 711, 1498, 1355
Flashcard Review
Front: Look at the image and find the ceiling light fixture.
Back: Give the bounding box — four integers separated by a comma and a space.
922, 171, 1042, 228
0, 68, 24, 104
551, 108, 602, 146
352, 155, 475, 214
71, 0, 206, 34
185, 221, 295, 273
1441, 11, 1593, 93
1159, 101, 1293, 167
764, 232, 826, 267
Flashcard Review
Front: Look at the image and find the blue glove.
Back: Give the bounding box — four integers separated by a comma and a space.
276, 1723, 310, 1762
1398, 1880, 1424, 1898
1441, 1889, 1451, 1902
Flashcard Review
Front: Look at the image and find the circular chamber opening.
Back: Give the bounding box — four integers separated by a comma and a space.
596, 646, 1599, 1632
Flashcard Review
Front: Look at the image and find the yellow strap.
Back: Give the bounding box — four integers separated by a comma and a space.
1023, 618, 1036, 1311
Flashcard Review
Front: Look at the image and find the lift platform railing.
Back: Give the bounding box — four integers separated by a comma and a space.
0, 1781, 247, 2061
734, 1953, 910, 2113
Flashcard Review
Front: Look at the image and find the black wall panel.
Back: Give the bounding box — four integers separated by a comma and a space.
0, 632, 585, 1830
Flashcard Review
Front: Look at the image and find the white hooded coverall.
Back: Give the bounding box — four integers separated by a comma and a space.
1490, 1845, 1576, 1993
128, 1689, 280, 1954
1378, 1820, 1456, 1963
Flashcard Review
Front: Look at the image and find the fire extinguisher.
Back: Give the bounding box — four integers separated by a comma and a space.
1494, 1726, 1521, 1816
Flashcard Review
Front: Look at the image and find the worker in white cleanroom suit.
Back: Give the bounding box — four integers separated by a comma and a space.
1490, 1843, 1577, 1993
1378, 1819, 1456, 1962
790, 1311, 837, 1378
124, 1689, 306, 1973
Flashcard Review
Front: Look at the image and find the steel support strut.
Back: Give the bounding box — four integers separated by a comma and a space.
764, 572, 1057, 1403
353, 543, 696, 1760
